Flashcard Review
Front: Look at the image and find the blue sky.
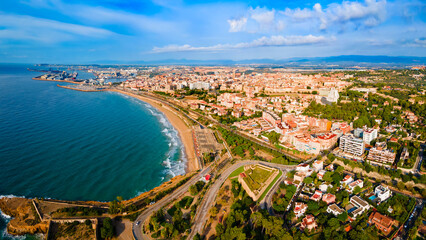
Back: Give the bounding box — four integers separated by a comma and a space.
0, 0, 425, 63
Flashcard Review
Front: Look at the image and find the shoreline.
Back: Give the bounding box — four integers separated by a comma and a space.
107, 89, 199, 173
54, 82, 199, 173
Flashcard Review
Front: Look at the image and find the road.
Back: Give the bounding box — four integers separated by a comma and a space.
259, 172, 286, 216
132, 166, 212, 240
187, 160, 297, 239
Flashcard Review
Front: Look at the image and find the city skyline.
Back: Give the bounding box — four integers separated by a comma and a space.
0, 0, 425, 63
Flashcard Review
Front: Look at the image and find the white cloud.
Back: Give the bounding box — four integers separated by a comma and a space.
152, 34, 329, 52
227, 18, 247, 32
0, 13, 113, 43
412, 38, 426, 47
250, 7, 275, 26
283, 0, 387, 30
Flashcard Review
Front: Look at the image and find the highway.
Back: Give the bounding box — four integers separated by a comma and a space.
187, 160, 296, 239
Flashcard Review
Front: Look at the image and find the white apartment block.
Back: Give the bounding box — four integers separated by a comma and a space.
363, 128, 378, 144
339, 134, 365, 156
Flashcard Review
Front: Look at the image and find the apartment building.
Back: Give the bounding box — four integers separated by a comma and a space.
367, 148, 396, 164
363, 128, 378, 144
339, 134, 365, 156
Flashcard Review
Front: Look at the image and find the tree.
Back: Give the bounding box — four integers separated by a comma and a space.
100, 217, 114, 239
323, 171, 333, 182
210, 206, 218, 218
337, 211, 348, 222
353, 186, 362, 195
193, 233, 202, 240
303, 177, 314, 185
397, 181, 405, 190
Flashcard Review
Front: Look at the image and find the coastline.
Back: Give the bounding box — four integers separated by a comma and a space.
108, 89, 199, 173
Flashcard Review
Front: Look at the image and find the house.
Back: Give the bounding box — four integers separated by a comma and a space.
317, 170, 326, 180
325, 164, 334, 171
322, 193, 336, 205
340, 175, 354, 186
350, 196, 370, 218
312, 160, 324, 172
294, 172, 306, 183
296, 163, 310, 172
369, 212, 395, 235
319, 183, 331, 193
327, 204, 344, 216
375, 185, 391, 202
294, 202, 308, 218
310, 190, 323, 202
300, 215, 317, 231
347, 179, 363, 193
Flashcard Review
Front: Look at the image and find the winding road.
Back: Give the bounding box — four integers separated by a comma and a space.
132, 160, 297, 240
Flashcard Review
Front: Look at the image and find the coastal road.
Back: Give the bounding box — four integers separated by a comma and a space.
132, 166, 212, 240
187, 160, 296, 239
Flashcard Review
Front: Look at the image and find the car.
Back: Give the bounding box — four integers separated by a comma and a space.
136, 221, 141, 225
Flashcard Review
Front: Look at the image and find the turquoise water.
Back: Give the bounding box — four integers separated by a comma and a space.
0, 64, 186, 239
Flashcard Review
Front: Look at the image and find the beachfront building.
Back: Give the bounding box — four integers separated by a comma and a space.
327, 204, 344, 216
339, 134, 365, 156
368, 212, 395, 235
367, 148, 396, 164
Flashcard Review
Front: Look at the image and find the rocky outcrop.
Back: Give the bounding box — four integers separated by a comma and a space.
0, 197, 49, 236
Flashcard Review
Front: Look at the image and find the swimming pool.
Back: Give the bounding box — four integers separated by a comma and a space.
369, 195, 377, 200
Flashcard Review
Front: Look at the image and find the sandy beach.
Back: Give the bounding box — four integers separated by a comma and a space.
108, 89, 199, 173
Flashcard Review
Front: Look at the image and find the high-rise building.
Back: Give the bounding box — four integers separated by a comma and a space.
339, 134, 365, 156
363, 128, 378, 144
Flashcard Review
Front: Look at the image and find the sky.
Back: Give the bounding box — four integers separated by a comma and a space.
0, 0, 425, 63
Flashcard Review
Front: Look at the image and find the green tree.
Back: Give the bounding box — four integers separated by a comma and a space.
100, 218, 114, 239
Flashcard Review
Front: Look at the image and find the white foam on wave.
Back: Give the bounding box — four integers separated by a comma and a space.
116, 92, 188, 181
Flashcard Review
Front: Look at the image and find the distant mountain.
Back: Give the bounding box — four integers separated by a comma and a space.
90, 55, 426, 66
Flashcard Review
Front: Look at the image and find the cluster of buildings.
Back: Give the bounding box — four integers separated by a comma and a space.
285, 160, 395, 235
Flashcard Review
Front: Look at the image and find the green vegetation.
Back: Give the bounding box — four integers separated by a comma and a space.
218, 127, 297, 164
229, 166, 245, 178
272, 183, 296, 213
54, 206, 105, 217
241, 166, 276, 192
100, 217, 114, 239
258, 170, 282, 202
189, 181, 206, 196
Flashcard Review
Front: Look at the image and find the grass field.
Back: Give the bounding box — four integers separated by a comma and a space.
258, 170, 282, 202
242, 165, 276, 192
229, 166, 245, 178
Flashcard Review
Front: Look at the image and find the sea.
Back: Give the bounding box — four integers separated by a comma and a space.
0, 64, 186, 239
